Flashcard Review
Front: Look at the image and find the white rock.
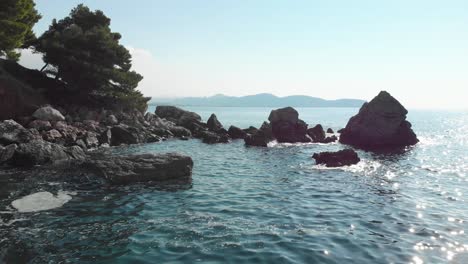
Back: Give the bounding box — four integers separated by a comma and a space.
11, 191, 72, 213
33, 106, 65, 121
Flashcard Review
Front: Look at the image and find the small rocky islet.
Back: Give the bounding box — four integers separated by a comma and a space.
0, 90, 419, 201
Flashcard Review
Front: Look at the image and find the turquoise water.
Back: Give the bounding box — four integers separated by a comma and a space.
2, 107, 468, 263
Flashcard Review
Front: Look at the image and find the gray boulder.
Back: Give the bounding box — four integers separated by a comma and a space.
0, 120, 33, 145
0, 144, 17, 164
10, 140, 85, 167
307, 124, 326, 143
339, 91, 418, 150
27, 120, 52, 131
245, 122, 274, 147
228, 126, 247, 139
32, 106, 65, 121
312, 149, 360, 167
111, 125, 139, 146
86, 153, 193, 184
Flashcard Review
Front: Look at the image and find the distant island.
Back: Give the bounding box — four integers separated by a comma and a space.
150, 93, 365, 107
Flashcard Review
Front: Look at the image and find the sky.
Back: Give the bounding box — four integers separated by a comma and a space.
19, 0, 468, 109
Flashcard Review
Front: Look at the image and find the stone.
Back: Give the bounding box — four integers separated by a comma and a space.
32, 106, 65, 121
268, 107, 310, 143
27, 120, 52, 131
198, 130, 229, 144
169, 126, 192, 138
322, 135, 338, 143
312, 149, 360, 167
110, 125, 139, 146
307, 124, 326, 143
105, 114, 118, 125
0, 120, 33, 145
339, 91, 418, 150
244, 122, 274, 147
10, 140, 83, 167
228, 126, 248, 139
327, 128, 334, 133
85, 153, 193, 184
243, 126, 258, 135
207, 113, 223, 132
42, 129, 62, 142
98, 129, 112, 145
0, 144, 17, 164
84, 132, 99, 148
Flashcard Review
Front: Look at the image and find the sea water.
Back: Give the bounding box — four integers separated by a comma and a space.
1, 107, 467, 263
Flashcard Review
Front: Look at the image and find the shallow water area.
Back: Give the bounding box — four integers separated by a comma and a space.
1, 107, 468, 263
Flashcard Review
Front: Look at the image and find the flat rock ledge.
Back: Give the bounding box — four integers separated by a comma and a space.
312, 149, 360, 167
85, 153, 193, 185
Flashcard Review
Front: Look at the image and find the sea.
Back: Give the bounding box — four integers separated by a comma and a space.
1, 106, 467, 264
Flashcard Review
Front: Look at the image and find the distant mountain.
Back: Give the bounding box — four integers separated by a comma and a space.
149, 93, 365, 107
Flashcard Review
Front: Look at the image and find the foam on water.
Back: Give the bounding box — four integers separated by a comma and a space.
11, 191, 73, 213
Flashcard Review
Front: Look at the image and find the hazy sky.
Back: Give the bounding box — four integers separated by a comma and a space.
20, 0, 468, 109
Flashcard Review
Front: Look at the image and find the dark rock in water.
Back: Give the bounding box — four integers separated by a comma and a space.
86, 153, 193, 184
198, 130, 229, 144
312, 149, 360, 167
111, 125, 139, 146
307, 124, 326, 143
0, 120, 34, 145
207, 113, 224, 132
32, 106, 65, 121
327, 128, 334, 133
228, 126, 247, 139
169, 126, 192, 138
0, 144, 17, 164
10, 140, 85, 167
339, 91, 418, 150
337, 128, 345, 134
243, 126, 258, 135
245, 122, 274, 147
268, 107, 310, 143
155, 106, 201, 129
322, 135, 338, 143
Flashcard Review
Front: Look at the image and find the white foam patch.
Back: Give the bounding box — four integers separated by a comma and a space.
11, 191, 73, 213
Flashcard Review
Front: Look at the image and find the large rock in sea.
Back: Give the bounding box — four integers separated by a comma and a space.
207, 113, 224, 132
268, 107, 310, 143
312, 149, 360, 167
32, 106, 65, 121
307, 124, 326, 143
110, 125, 139, 146
228, 126, 248, 139
155, 106, 202, 130
339, 91, 418, 150
86, 153, 193, 184
245, 122, 274, 147
0, 120, 33, 145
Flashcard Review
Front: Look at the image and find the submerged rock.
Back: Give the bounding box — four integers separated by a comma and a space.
339, 91, 418, 150
86, 153, 193, 184
32, 106, 65, 121
312, 149, 360, 167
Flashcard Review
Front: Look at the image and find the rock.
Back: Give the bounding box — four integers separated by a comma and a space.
110, 125, 139, 146
312, 149, 360, 167
27, 120, 52, 131
268, 107, 310, 143
98, 129, 112, 145
42, 129, 62, 142
64, 145, 86, 160
155, 106, 201, 124
84, 132, 99, 148
243, 126, 258, 135
105, 114, 118, 125
0, 120, 33, 145
10, 140, 84, 167
327, 128, 334, 133
207, 114, 223, 132
0, 144, 17, 164
228, 126, 247, 139
146, 134, 162, 143
32, 106, 65, 121
86, 153, 193, 184
198, 130, 229, 144
245, 122, 274, 147
339, 91, 418, 150
322, 135, 338, 143
75, 139, 87, 150
337, 128, 345, 134
169, 126, 192, 138
307, 124, 326, 143
82, 120, 100, 132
